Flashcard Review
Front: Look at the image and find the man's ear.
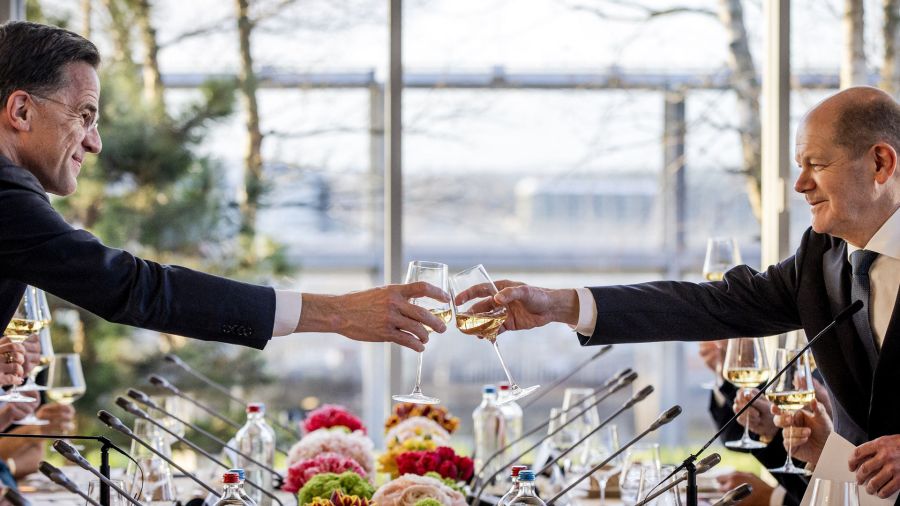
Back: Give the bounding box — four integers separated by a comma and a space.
872, 142, 897, 184
4, 91, 32, 132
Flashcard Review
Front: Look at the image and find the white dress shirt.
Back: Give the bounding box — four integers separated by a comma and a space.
272, 290, 303, 336
573, 207, 900, 340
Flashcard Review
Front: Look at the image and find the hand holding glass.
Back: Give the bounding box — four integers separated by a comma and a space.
0, 286, 42, 402
766, 348, 815, 475
722, 337, 770, 450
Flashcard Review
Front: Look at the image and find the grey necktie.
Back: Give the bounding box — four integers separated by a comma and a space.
850, 249, 880, 368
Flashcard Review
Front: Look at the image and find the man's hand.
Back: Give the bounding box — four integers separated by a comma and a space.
0, 339, 26, 386
849, 435, 900, 499
715, 472, 773, 506
37, 403, 76, 434
0, 393, 37, 431
733, 388, 778, 440
489, 282, 579, 332
772, 398, 832, 466
20, 334, 40, 376
699, 340, 726, 373
297, 283, 450, 352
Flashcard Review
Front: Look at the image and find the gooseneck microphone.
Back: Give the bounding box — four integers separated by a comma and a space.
113, 398, 287, 506
39, 461, 100, 506
0, 486, 30, 506
633, 453, 721, 506
52, 440, 143, 506
148, 374, 290, 457
96, 410, 221, 499
650, 300, 864, 506
520, 345, 613, 408
164, 354, 302, 440
126, 388, 284, 483
471, 368, 636, 489
712, 483, 753, 506
545, 405, 683, 505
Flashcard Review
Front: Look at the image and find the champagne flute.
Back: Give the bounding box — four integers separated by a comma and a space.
702, 237, 741, 281
722, 337, 770, 450
0, 286, 43, 402
451, 264, 539, 404
766, 348, 814, 475
391, 260, 451, 405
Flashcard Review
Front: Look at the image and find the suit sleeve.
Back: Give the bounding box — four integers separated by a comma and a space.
0, 188, 275, 349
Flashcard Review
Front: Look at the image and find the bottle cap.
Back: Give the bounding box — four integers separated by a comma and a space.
228, 468, 246, 481
247, 402, 265, 414
517, 470, 535, 482
499, 384, 511, 391
510, 465, 528, 477
483, 385, 497, 394
223, 472, 240, 484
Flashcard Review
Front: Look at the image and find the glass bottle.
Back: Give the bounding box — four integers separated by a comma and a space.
235, 403, 275, 506
214, 472, 249, 505
498, 465, 529, 506
228, 468, 257, 506
473, 385, 506, 480
509, 470, 546, 505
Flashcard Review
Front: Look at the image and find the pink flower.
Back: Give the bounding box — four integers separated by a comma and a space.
282, 452, 368, 493
287, 429, 375, 476
304, 405, 367, 434
372, 474, 466, 506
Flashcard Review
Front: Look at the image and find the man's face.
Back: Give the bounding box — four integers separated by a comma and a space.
20, 61, 101, 196
793, 111, 876, 244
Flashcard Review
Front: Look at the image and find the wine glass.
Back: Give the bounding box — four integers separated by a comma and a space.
810, 479, 859, 506
392, 260, 451, 405
125, 419, 176, 504
722, 338, 771, 450
579, 425, 621, 506
87, 479, 128, 506
14, 326, 54, 425
0, 286, 43, 402
562, 388, 600, 445
619, 443, 661, 505
702, 237, 741, 281
766, 348, 814, 475
450, 264, 539, 404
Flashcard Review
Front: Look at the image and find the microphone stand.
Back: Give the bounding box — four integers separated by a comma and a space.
39, 461, 100, 506
520, 345, 612, 409
545, 405, 683, 505
633, 453, 720, 506
164, 354, 303, 440
53, 440, 142, 506
651, 300, 864, 506
0, 433, 127, 506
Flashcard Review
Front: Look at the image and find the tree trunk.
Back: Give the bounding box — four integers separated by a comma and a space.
718, 0, 762, 221
842, 0, 867, 88
81, 0, 92, 38
882, 0, 900, 95
131, 0, 166, 115
100, 0, 137, 76
235, 0, 264, 239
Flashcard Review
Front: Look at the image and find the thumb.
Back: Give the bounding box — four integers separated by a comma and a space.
494, 285, 527, 305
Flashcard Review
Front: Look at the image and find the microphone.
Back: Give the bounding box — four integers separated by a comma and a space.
126, 389, 284, 483
520, 345, 613, 408
633, 453, 721, 506
52, 439, 143, 506
0, 486, 30, 506
545, 405, 683, 505
96, 410, 222, 500
114, 397, 286, 506
164, 354, 303, 440
653, 300, 863, 506
712, 483, 753, 506
471, 383, 652, 506
39, 461, 100, 506
471, 368, 636, 488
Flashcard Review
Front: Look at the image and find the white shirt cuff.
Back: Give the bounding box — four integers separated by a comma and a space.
770, 485, 786, 506
572, 287, 598, 335
273, 290, 302, 336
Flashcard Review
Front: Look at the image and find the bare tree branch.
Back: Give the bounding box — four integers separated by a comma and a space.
567, 0, 717, 22
159, 18, 233, 48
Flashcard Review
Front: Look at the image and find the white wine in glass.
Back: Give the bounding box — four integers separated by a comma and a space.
391, 260, 450, 405
0, 286, 43, 403
766, 348, 814, 475
451, 265, 539, 404
46, 354, 86, 405
702, 237, 742, 281
722, 337, 770, 450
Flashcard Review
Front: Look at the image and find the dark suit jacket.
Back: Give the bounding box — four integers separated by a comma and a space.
579, 227, 900, 445
0, 157, 275, 348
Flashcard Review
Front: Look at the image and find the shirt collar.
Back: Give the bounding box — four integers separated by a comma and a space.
846, 207, 900, 261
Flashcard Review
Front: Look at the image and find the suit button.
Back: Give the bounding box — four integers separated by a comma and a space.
221, 324, 233, 335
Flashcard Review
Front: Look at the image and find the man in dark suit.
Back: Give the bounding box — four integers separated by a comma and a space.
470, 86, 900, 499
0, 21, 448, 352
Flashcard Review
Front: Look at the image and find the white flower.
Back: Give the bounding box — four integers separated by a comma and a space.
287, 428, 375, 475
384, 417, 451, 447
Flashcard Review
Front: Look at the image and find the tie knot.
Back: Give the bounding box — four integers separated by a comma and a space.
850, 249, 879, 276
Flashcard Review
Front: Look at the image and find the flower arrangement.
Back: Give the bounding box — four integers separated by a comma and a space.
284, 452, 369, 493
307, 490, 373, 506
385, 403, 460, 434
413, 500, 442, 506
377, 435, 439, 478
385, 417, 451, 448
298, 471, 375, 506
304, 405, 367, 434
288, 429, 376, 476
372, 473, 467, 506
395, 447, 474, 483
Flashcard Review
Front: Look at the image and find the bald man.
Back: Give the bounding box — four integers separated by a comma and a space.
466, 87, 900, 499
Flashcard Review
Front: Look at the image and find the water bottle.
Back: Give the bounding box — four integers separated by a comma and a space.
228, 468, 257, 506
473, 385, 506, 481
498, 383, 523, 457
235, 403, 275, 506
498, 465, 529, 506
213, 472, 250, 505
508, 470, 546, 505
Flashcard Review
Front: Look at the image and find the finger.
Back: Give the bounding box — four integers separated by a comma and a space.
392, 312, 432, 344
453, 283, 496, 306
398, 302, 446, 333
865, 467, 893, 496
493, 280, 524, 290
875, 475, 900, 499
399, 281, 450, 303
493, 285, 532, 306
855, 456, 882, 484
389, 329, 425, 352
850, 442, 880, 471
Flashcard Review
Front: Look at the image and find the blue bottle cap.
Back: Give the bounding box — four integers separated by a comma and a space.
483, 385, 497, 394
517, 470, 535, 481
228, 468, 246, 480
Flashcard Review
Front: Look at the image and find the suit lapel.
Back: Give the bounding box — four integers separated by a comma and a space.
868, 291, 900, 438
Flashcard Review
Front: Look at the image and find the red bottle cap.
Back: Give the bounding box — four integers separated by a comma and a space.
223, 472, 240, 484
511, 465, 528, 477
247, 403, 264, 413
499, 384, 511, 391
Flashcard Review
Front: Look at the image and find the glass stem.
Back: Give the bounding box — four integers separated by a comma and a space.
599, 479, 608, 506
412, 350, 424, 394
492, 341, 518, 388
784, 414, 794, 469
742, 388, 752, 442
